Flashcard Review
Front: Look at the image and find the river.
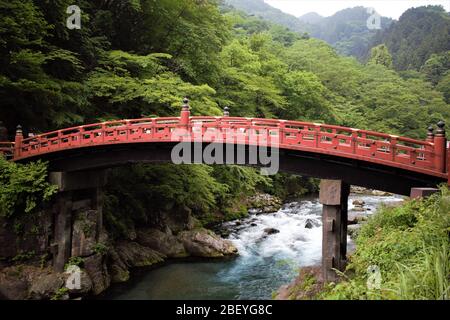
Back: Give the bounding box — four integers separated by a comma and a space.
101, 194, 403, 300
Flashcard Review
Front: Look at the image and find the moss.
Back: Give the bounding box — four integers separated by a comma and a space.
93, 242, 108, 256
51, 287, 69, 300
11, 250, 35, 263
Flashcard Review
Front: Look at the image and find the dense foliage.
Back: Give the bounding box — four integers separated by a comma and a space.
0, 0, 448, 241
370, 5, 450, 71
224, 1, 393, 58
104, 164, 275, 237
0, 157, 57, 218
319, 187, 450, 300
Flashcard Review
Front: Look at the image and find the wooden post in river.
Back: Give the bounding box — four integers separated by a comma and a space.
319, 179, 350, 282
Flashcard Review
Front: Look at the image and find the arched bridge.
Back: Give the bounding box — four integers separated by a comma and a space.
2, 101, 448, 195
0, 99, 448, 281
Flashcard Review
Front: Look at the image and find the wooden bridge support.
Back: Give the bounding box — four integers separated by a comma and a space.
53, 192, 73, 272
50, 170, 107, 272
319, 179, 350, 283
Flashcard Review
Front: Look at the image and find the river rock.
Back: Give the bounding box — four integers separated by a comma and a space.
178, 228, 238, 258
348, 212, 368, 224
263, 227, 280, 235
83, 253, 111, 295
304, 219, 319, 229
108, 247, 130, 283
136, 228, 188, 258
275, 266, 323, 300
116, 241, 165, 268
159, 206, 197, 234
350, 186, 392, 196
29, 273, 65, 300
247, 193, 282, 214
352, 200, 365, 206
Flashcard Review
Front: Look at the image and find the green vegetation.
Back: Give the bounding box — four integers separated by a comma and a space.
104, 164, 275, 237
0, 157, 57, 218
65, 256, 84, 269
0, 1, 448, 301
371, 6, 450, 71
318, 187, 450, 300
51, 287, 69, 300
11, 250, 35, 263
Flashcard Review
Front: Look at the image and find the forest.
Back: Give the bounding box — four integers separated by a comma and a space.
0, 0, 449, 301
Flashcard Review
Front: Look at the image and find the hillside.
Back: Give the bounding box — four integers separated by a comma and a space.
304, 7, 393, 57
224, 0, 311, 33
369, 5, 450, 70
224, 1, 392, 57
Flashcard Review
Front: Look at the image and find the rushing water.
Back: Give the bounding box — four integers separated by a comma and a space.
101, 194, 403, 300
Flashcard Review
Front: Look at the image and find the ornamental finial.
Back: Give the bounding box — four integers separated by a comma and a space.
182, 97, 190, 111
436, 120, 445, 136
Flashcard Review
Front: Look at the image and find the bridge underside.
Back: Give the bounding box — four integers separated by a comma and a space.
20, 142, 446, 196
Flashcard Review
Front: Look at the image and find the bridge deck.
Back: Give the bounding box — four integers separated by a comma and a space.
7, 116, 446, 179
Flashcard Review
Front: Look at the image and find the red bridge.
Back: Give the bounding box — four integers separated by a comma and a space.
1, 99, 447, 195
0, 98, 448, 281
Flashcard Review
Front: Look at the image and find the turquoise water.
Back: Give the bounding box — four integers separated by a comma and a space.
101, 195, 403, 300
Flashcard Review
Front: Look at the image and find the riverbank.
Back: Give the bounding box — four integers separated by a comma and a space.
276, 188, 450, 300
98, 193, 403, 300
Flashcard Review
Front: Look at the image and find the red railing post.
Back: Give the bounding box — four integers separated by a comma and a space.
351, 129, 358, 154
14, 125, 23, 158
314, 124, 321, 148
390, 135, 397, 161
434, 121, 446, 173
179, 97, 190, 128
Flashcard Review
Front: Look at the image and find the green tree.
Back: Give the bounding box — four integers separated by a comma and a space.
368, 44, 393, 68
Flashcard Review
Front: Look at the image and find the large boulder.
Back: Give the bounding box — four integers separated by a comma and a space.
29, 273, 65, 300
136, 228, 188, 258
348, 212, 368, 224
158, 206, 196, 234
83, 254, 111, 295
107, 248, 130, 283
247, 193, 282, 214
115, 241, 165, 268
0, 273, 29, 300
178, 228, 238, 258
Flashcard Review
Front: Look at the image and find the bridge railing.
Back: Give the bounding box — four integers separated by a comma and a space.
10, 100, 447, 177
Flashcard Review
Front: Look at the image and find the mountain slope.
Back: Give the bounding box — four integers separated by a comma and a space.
224, 1, 392, 58
224, 0, 311, 33
369, 5, 450, 70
